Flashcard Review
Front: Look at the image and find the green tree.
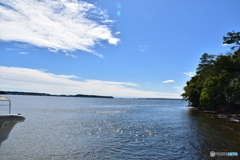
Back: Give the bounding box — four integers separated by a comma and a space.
182, 31, 240, 112
223, 31, 240, 50
181, 75, 201, 107
196, 53, 215, 74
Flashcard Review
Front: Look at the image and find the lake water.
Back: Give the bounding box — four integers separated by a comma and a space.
0, 95, 239, 159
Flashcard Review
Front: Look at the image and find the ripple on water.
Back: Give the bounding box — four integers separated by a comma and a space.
0, 96, 239, 159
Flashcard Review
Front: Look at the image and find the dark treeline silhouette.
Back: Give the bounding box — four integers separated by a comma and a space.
0, 91, 114, 99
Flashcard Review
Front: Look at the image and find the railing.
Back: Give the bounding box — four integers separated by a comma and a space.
0, 96, 11, 114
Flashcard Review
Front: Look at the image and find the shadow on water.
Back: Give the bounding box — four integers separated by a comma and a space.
184, 108, 240, 159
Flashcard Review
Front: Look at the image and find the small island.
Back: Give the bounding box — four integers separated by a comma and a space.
0, 91, 114, 99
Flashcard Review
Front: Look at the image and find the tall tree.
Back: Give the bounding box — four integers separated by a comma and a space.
223, 31, 240, 50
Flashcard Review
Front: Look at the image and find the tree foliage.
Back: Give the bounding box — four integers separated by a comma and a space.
182, 31, 240, 112
223, 30, 240, 50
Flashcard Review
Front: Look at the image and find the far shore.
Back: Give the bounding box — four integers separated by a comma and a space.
0, 91, 114, 99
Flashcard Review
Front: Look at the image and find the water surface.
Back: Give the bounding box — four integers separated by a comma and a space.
0, 95, 239, 159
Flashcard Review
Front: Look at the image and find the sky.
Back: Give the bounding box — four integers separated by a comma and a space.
0, 0, 240, 98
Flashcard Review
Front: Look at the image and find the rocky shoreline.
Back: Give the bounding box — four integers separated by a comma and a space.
205, 111, 240, 123
187, 106, 240, 123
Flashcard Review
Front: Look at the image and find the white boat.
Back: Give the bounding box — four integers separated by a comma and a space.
0, 96, 25, 145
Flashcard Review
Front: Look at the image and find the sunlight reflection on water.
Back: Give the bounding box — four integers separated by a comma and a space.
0, 95, 239, 159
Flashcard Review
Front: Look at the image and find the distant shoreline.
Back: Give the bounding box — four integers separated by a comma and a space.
0, 91, 114, 99
136, 98, 182, 100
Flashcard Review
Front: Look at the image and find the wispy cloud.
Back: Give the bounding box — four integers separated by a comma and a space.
19, 52, 28, 54
14, 43, 32, 49
6, 48, 19, 51
101, 20, 115, 23
85, 80, 139, 87
0, 0, 120, 57
139, 45, 148, 52
183, 72, 195, 77
222, 43, 230, 46
174, 86, 182, 90
115, 31, 121, 35
65, 53, 77, 58
162, 80, 174, 83
173, 86, 184, 94
0, 66, 180, 98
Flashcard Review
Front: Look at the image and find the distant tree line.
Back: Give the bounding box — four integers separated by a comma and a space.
0, 91, 114, 98
0, 91, 51, 96
181, 31, 240, 112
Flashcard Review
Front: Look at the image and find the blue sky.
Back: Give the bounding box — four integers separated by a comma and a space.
0, 0, 239, 98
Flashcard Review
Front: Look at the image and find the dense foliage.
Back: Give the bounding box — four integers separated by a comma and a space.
182, 31, 240, 112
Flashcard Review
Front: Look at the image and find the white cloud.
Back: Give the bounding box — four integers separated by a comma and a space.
183, 72, 195, 77
66, 53, 77, 58
173, 86, 184, 94
162, 80, 174, 83
174, 86, 182, 90
6, 48, 19, 51
101, 20, 115, 23
14, 43, 32, 49
0, 0, 120, 57
0, 66, 181, 98
108, 38, 119, 45
139, 45, 148, 52
19, 52, 28, 54
85, 80, 139, 87
115, 31, 121, 35
222, 43, 230, 46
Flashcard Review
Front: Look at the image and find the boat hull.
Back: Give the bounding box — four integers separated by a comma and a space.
0, 115, 25, 145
